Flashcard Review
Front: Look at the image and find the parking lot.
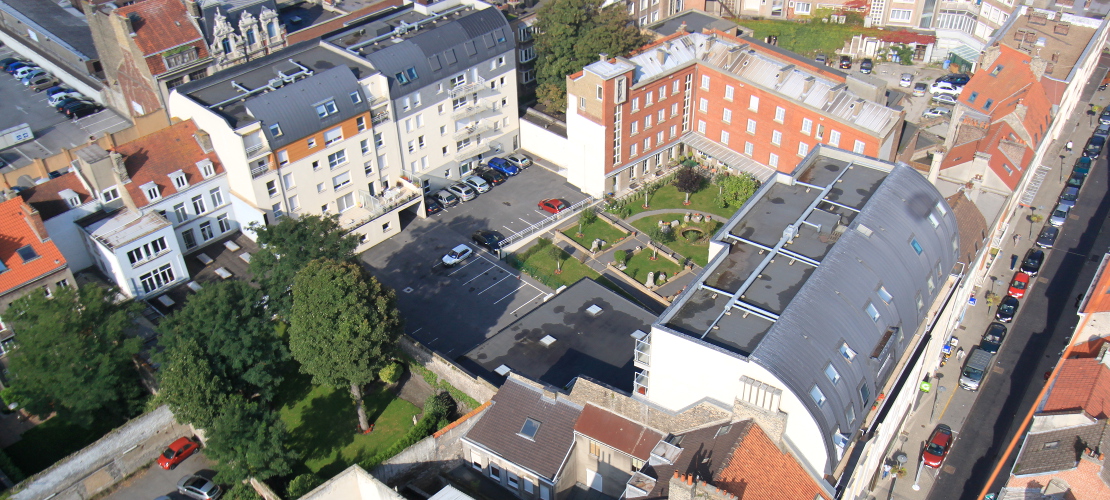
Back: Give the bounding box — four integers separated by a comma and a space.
103, 450, 214, 500
360, 160, 591, 359
0, 46, 130, 176
857, 61, 954, 126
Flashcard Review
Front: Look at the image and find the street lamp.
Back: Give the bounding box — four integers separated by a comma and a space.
911, 458, 926, 491
1060, 154, 1066, 182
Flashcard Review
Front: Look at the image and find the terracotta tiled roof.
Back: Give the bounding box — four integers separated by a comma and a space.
117, 0, 207, 65
20, 172, 92, 221
0, 198, 68, 296
1043, 358, 1110, 419
941, 121, 1031, 191
113, 120, 224, 208
573, 404, 663, 460
958, 45, 1053, 147
285, 0, 406, 45
639, 421, 749, 498
715, 422, 832, 500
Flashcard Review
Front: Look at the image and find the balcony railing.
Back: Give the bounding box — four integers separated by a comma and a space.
451, 98, 491, 121
250, 161, 272, 179
453, 121, 491, 141
449, 76, 487, 98
634, 339, 651, 367
455, 141, 498, 162
371, 108, 390, 125
245, 142, 270, 159
633, 370, 649, 396
343, 181, 422, 230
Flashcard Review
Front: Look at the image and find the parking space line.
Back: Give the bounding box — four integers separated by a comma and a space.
447, 258, 481, 276
510, 293, 545, 315
518, 218, 532, 224
502, 225, 514, 233
477, 275, 512, 295
494, 283, 527, 304
462, 266, 494, 285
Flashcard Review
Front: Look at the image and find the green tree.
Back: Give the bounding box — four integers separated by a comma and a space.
156, 336, 231, 429
288, 260, 403, 431
5, 285, 142, 427
715, 173, 761, 209
287, 473, 323, 499
534, 0, 649, 111
204, 400, 296, 483
248, 215, 360, 317
648, 224, 675, 244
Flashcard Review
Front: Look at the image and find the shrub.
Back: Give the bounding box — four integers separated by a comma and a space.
287, 473, 323, 499
358, 393, 456, 470
648, 225, 675, 244
379, 362, 403, 384
614, 250, 627, 264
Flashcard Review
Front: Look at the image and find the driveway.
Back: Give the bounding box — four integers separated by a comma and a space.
361, 160, 591, 359
103, 450, 215, 500
862, 61, 954, 126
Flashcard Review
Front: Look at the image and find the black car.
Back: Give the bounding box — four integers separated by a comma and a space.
1084, 135, 1105, 159
996, 295, 1019, 323
54, 97, 93, 112
1067, 172, 1086, 189
0, 58, 20, 70
980, 322, 1008, 353
1020, 249, 1044, 277
475, 167, 506, 186
471, 230, 504, 250
424, 196, 443, 215
859, 58, 873, 74
937, 73, 971, 86
1036, 225, 1059, 248
66, 103, 101, 119
839, 55, 852, 69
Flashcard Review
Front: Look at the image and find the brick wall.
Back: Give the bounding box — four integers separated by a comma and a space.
399, 335, 498, 406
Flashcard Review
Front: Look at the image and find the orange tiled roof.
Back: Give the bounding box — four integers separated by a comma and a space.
1083, 260, 1110, 313
1043, 357, 1110, 419
20, 171, 92, 221
114, 120, 224, 208
941, 120, 1031, 191
117, 0, 207, 74
573, 404, 664, 460
958, 45, 1052, 145
715, 422, 831, 500
0, 198, 67, 296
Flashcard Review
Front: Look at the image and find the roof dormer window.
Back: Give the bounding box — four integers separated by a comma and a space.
16, 245, 38, 263
518, 418, 541, 440
196, 160, 215, 179
170, 169, 189, 189
142, 182, 161, 203
59, 188, 80, 208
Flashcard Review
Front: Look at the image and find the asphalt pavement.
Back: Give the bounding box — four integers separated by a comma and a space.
102, 451, 215, 500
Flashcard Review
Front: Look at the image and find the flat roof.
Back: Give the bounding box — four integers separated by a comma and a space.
79, 208, 170, 250
996, 7, 1101, 82
648, 10, 743, 38
0, 0, 98, 60
461, 278, 657, 392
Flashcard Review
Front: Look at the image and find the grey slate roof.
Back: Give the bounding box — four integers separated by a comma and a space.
464, 377, 583, 482
638, 421, 749, 498
1013, 420, 1108, 476
657, 146, 960, 470
245, 65, 369, 149
356, 7, 511, 95
0, 0, 98, 60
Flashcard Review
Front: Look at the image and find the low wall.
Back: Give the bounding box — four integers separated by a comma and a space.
519, 110, 568, 170
398, 336, 497, 406
11, 406, 193, 500
370, 402, 490, 485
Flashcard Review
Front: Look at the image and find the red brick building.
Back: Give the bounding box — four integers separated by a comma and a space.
563, 28, 903, 196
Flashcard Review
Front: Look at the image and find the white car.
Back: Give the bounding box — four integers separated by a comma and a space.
48, 91, 83, 107
12, 65, 39, 79
921, 107, 951, 119
462, 175, 490, 193
899, 73, 913, 87
930, 81, 962, 95
505, 154, 533, 169
1049, 203, 1070, 227
442, 244, 473, 267
931, 93, 959, 106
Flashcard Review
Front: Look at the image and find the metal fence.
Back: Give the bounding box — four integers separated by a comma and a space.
501, 197, 596, 248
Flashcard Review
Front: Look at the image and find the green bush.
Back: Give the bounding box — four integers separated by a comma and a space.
614, 250, 627, 264
379, 362, 403, 384
358, 393, 454, 470
223, 482, 263, 500
287, 473, 323, 499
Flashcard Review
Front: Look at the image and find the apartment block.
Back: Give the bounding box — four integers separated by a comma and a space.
563, 21, 901, 197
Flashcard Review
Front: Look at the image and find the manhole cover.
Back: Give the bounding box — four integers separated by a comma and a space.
993, 366, 1005, 374
1070, 214, 1080, 220
1039, 277, 1050, 285
402, 287, 414, 293
942, 465, 956, 474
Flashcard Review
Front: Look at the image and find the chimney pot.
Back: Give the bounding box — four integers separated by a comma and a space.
599, 53, 609, 62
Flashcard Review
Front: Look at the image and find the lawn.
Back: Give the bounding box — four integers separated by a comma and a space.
276, 371, 419, 478
562, 219, 627, 252
508, 240, 647, 307
618, 184, 735, 219
739, 18, 890, 58
631, 218, 723, 268
618, 248, 684, 283
5, 410, 125, 476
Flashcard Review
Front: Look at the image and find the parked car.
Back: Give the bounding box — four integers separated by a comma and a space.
65, 102, 102, 119
461, 175, 490, 193
447, 182, 477, 201
1008, 272, 1030, 299
959, 347, 994, 391
538, 198, 568, 214
1059, 186, 1079, 208
19, 69, 46, 84
29, 76, 57, 92
930, 81, 963, 95
1036, 225, 1059, 248
441, 244, 472, 267
1099, 107, 1110, 125
1084, 135, 1105, 159
922, 107, 951, 119
922, 424, 953, 468
996, 295, 1019, 323
475, 167, 506, 186
1020, 249, 1044, 277
1067, 172, 1086, 189
859, 58, 873, 74
434, 189, 460, 208
931, 93, 959, 106
936, 73, 971, 86
12, 65, 39, 79
424, 196, 443, 215
177, 475, 222, 500
471, 230, 503, 250
1074, 156, 1092, 177
1095, 122, 1110, 139
44, 85, 73, 97
912, 82, 928, 97
48, 91, 82, 107
55, 97, 95, 113
6, 62, 33, 75
505, 153, 533, 169
157, 437, 199, 470
815, 53, 827, 66
981, 322, 1008, 353
0, 58, 20, 70
899, 73, 913, 87
839, 55, 852, 69
1049, 203, 1071, 227
485, 157, 520, 176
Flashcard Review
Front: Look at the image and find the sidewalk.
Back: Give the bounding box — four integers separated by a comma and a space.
870, 89, 1106, 500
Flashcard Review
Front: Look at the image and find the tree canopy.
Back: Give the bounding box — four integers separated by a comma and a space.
5, 285, 143, 427
248, 215, 360, 317
288, 259, 403, 430
534, 0, 649, 111
204, 399, 297, 483
716, 173, 762, 208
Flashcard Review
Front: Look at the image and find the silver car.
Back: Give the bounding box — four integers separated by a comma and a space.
177, 475, 222, 500
505, 154, 533, 169
461, 175, 490, 193
1049, 203, 1070, 227
899, 73, 913, 87
447, 182, 477, 201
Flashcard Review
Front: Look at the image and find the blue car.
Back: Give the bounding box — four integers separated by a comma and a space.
485, 157, 520, 176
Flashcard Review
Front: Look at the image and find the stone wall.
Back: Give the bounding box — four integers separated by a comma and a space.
11, 406, 193, 500
565, 377, 731, 434
399, 335, 497, 406
371, 402, 490, 485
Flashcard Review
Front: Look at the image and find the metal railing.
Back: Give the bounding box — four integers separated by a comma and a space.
451, 98, 491, 121
453, 121, 491, 141
500, 196, 597, 248
449, 76, 486, 98
250, 162, 271, 178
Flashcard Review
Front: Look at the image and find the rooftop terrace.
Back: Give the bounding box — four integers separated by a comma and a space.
996, 7, 1101, 81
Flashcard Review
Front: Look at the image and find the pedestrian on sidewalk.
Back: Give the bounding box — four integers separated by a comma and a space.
956, 347, 965, 361
1013, 233, 1022, 245
1066, 140, 1074, 152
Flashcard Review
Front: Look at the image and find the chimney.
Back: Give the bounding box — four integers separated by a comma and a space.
656, 49, 667, 65
124, 13, 139, 37
108, 151, 138, 213
706, 36, 715, 51
677, 21, 688, 34
599, 53, 609, 62
20, 202, 47, 243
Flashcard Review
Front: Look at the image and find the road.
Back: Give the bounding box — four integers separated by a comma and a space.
925, 95, 1110, 499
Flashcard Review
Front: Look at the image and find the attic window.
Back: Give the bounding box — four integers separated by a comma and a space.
714, 425, 732, 437
935, 201, 947, 215
350, 91, 362, 104
170, 170, 188, 189
840, 342, 856, 361
269, 123, 283, 137
519, 418, 541, 440
983, 99, 994, 110
990, 65, 1003, 77
16, 245, 38, 263
395, 67, 419, 84
968, 91, 978, 103
142, 182, 161, 202
1042, 441, 1059, 450
315, 100, 338, 118
59, 188, 80, 208
197, 161, 215, 179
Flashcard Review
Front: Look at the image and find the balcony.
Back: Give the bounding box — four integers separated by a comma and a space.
245, 142, 270, 159
453, 121, 492, 141
340, 179, 423, 231
250, 161, 272, 179
371, 108, 390, 125
633, 331, 650, 369
455, 141, 499, 162
451, 98, 492, 121
449, 76, 487, 98
633, 370, 649, 396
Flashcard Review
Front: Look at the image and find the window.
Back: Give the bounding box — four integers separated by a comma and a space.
489, 462, 501, 481
143, 183, 160, 202
769, 153, 779, 168
519, 418, 541, 440
670, 125, 677, 138
829, 130, 841, 147
200, 221, 214, 241
182, 229, 197, 249
877, 286, 893, 303
324, 128, 343, 146
983, 99, 994, 110
589, 440, 602, 456
721, 130, 730, 145
910, 238, 923, 255
277, 150, 289, 166
771, 130, 782, 146
333, 171, 351, 190
328, 150, 348, 168
744, 142, 754, 155
801, 118, 813, 135
659, 87, 666, 101
630, 144, 638, 157
596, 85, 603, 100
853, 140, 866, 154
746, 119, 756, 134
928, 213, 940, 228
315, 100, 338, 118
840, 342, 856, 361
645, 116, 653, 129
246, 29, 256, 45
288, 195, 298, 211
700, 75, 710, 89
374, 132, 384, 149
266, 180, 278, 197
927, 276, 935, 293
139, 264, 175, 294
221, 39, 231, 54
507, 472, 520, 489
632, 97, 640, 111
631, 121, 639, 135
210, 187, 223, 207
337, 192, 356, 212
395, 68, 418, 84
269, 123, 282, 137
360, 139, 370, 155
810, 385, 826, 406
795, 2, 811, 14
671, 103, 678, 117
722, 108, 732, 123
860, 384, 871, 404
865, 302, 880, 322
173, 203, 188, 223
350, 91, 362, 105
774, 106, 785, 122
825, 364, 840, 384
749, 95, 759, 111
1042, 441, 1060, 450
273, 202, 284, 218
172, 172, 188, 189
192, 194, 207, 214
102, 187, 120, 203
798, 142, 809, 156
697, 120, 706, 134
724, 85, 734, 101
125, 237, 167, 265
307, 137, 317, 149
217, 213, 231, 233
845, 405, 856, 425
890, 8, 913, 22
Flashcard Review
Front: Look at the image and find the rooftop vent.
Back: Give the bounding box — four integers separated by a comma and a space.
540, 335, 557, 347
586, 304, 603, 316
494, 365, 512, 376
856, 223, 873, 237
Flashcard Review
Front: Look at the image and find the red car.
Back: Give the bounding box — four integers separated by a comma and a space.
538, 199, 568, 214
922, 424, 953, 468
1008, 272, 1030, 299
157, 437, 199, 470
